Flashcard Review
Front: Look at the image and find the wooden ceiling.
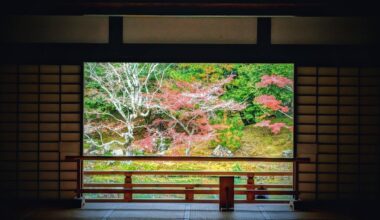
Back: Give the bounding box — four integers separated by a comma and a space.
1, 0, 378, 16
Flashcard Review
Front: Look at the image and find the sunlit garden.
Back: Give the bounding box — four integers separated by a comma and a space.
83, 63, 294, 200
84, 63, 293, 157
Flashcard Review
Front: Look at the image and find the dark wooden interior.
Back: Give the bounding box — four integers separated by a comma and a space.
0, 1, 379, 219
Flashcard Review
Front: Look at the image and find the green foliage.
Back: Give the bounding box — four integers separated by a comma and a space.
83, 63, 172, 121
84, 96, 115, 120
84, 63, 116, 120
84, 63, 294, 156
211, 114, 244, 152
231, 163, 242, 172
222, 64, 294, 125
167, 63, 234, 82
165, 63, 294, 126
83, 63, 294, 200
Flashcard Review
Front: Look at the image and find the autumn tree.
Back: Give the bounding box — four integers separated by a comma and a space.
84, 63, 293, 156
84, 63, 245, 156
222, 64, 293, 126
134, 75, 245, 156
254, 75, 293, 134
84, 63, 170, 155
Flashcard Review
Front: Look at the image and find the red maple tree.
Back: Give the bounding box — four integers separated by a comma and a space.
256, 75, 293, 88
255, 95, 289, 113
133, 75, 245, 155
254, 74, 293, 134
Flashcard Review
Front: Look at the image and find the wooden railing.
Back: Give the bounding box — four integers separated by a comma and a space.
66, 156, 309, 203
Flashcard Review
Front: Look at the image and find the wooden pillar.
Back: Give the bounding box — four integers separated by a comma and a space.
293, 161, 299, 200
246, 174, 255, 202
219, 176, 234, 211
124, 173, 132, 202
76, 159, 82, 198
72, 159, 85, 208
185, 186, 194, 201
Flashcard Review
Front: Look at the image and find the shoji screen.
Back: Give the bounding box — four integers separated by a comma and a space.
0, 65, 82, 200
296, 66, 380, 201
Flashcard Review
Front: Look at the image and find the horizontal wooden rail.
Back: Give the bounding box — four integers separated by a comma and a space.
86, 199, 290, 204
84, 183, 220, 188
67, 156, 309, 204
66, 155, 310, 163
80, 189, 295, 195
81, 189, 219, 194
83, 183, 293, 188
80, 170, 295, 203
236, 190, 296, 195
83, 171, 293, 176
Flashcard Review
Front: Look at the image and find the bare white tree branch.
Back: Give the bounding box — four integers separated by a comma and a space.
84, 63, 168, 155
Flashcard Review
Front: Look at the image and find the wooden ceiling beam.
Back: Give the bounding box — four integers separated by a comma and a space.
1, 0, 378, 16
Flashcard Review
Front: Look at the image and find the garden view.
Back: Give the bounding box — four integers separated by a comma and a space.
83, 63, 294, 200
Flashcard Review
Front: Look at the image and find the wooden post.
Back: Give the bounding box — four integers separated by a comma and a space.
246, 174, 255, 202
185, 186, 194, 201
293, 161, 299, 200
219, 176, 234, 211
76, 159, 82, 198
124, 173, 132, 202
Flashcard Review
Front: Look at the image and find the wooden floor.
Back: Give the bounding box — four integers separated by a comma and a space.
11, 203, 357, 219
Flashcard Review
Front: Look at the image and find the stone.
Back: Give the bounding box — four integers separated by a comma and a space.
212, 145, 234, 157
282, 149, 293, 158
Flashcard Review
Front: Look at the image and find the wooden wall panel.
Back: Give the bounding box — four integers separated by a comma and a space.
1, 63, 379, 202
0, 16, 109, 43
272, 17, 377, 45
296, 66, 380, 201
0, 64, 82, 200
123, 16, 257, 44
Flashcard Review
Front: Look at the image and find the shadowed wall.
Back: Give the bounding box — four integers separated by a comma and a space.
0, 15, 379, 202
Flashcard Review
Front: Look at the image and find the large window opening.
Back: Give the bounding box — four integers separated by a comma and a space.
84, 63, 294, 158
82, 63, 294, 202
